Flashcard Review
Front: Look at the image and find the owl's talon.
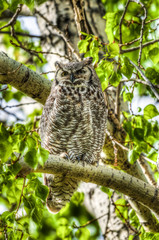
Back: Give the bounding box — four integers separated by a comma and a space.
76, 156, 81, 163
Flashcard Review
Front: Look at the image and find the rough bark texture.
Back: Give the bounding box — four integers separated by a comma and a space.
0, 52, 51, 104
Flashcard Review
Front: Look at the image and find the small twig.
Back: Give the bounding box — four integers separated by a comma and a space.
0, 107, 24, 121
157, 143, 159, 174
0, 30, 43, 39
119, 0, 131, 53
112, 137, 157, 166
129, 59, 159, 100
40, 70, 55, 75
120, 38, 159, 53
111, 196, 138, 234
115, 83, 121, 121
10, 40, 43, 63
138, 156, 157, 187
0, 4, 23, 31
16, 177, 26, 214
0, 86, 8, 92
129, 82, 135, 115
20, 231, 24, 240
3, 225, 8, 240
119, 37, 140, 47
130, 0, 147, 65
120, 78, 159, 88
35, 51, 70, 59
35, 9, 81, 61
146, 17, 159, 24
73, 212, 108, 229
3, 102, 37, 109
1, 226, 23, 233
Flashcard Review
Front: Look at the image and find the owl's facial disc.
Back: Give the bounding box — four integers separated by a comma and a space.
57, 66, 92, 87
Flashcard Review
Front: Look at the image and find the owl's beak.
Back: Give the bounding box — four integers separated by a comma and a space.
70, 73, 75, 82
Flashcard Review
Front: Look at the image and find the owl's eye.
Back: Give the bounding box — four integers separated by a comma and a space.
76, 69, 85, 74
61, 71, 69, 77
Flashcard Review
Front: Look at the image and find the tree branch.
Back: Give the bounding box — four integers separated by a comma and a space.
120, 39, 159, 53
34, 9, 81, 61
71, 0, 90, 39
0, 51, 51, 104
18, 155, 159, 225
129, 59, 159, 100
0, 4, 23, 31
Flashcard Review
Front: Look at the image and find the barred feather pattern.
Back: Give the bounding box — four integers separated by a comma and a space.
40, 59, 107, 213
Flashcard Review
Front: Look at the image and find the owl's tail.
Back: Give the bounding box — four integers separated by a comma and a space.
44, 173, 79, 213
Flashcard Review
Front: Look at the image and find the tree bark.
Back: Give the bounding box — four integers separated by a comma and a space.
18, 155, 159, 219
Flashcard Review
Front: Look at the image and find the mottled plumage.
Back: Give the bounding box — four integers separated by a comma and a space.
40, 58, 107, 212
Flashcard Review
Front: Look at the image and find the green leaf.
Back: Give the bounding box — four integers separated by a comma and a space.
149, 47, 159, 64
12, 162, 21, 175
129, 209, 140, 228
78, 40, 89, 53
9, 0, 24, 12
134, 128, 144, 140
121, 57, 134, 78
144, 104, 159, 119
2, 90, 13, 102
128, 236, 134, 240
123, 92, 133, 102
145, 67, 159, 85
0, 0, 9, 14
24, 195, 36, 212
101, 186, 113, 198
123, 121, 134, 139
24, 148, 38, 168
128, 150, 139, 164
104, 12, 119, 42
37, 146, 49, 166
31, 206, 43, 223
23, 0, 35, 11
75, 228, 90, 240
71, 192, 84, 206
107, 43, 119, 57
35, 183, 48, 201
115, 199, 128, 221
109, 72, 121, 87
0, 141, 12, 162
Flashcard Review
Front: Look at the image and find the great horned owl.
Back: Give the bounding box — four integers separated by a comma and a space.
40, 58, 107, 213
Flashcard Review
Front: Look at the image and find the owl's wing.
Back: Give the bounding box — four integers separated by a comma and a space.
89, 88, 107, 160
40, 93, 55, 145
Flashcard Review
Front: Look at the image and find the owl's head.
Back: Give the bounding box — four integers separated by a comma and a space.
54, 58, 101, 88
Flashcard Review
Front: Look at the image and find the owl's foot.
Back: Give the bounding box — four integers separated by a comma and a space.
81, 153, 97, 165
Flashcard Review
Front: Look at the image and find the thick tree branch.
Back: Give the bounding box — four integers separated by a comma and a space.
34, 9, 81, 61
18, 155, 159, 226
0, 51, 51, 104
72, 0, 90, 39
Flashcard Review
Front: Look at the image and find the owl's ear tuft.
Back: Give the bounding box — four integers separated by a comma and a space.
55, 61, 61, 69
83, 57, 93, 65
